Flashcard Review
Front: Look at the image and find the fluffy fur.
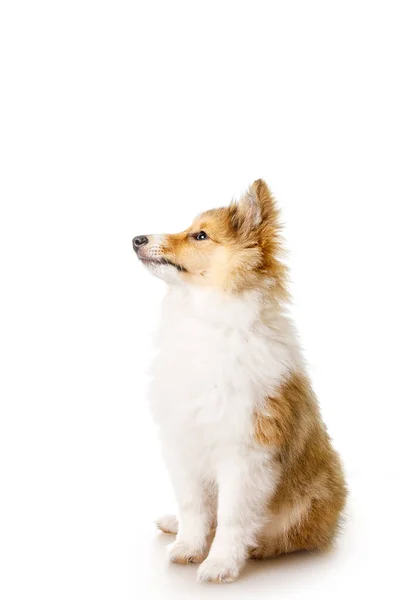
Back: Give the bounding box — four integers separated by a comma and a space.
132, 179, 347, 583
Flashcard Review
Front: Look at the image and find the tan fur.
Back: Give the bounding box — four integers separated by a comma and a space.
253, 369, 347, 557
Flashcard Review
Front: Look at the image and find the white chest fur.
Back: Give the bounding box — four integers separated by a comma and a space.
148, 287, 301, 459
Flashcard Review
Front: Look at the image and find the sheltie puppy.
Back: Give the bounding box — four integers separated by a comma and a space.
132, 179, 347, 583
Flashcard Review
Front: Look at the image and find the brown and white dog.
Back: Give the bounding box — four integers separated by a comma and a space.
132, 179, 347, 583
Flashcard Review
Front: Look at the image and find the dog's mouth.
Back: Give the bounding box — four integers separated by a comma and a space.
139, 256, 188, 273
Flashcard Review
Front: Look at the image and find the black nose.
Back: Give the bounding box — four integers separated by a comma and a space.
132, 235, 149, 252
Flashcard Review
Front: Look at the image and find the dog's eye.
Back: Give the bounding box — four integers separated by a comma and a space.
194, 231, 208, 241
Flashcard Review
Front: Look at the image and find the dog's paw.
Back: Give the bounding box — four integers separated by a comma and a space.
197, 557, 240, 583
249, 542, 278, 560
250, 546, 267, 560
167, 540, 205, 564
155, 514, 178, 535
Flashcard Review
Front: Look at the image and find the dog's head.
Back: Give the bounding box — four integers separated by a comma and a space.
133, 179, 286, 294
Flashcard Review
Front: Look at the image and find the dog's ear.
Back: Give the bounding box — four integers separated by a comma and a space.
230, 179, 276, 234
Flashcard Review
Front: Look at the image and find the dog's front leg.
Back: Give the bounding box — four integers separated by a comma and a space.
166, 460, 214, 565
197, 449, 276, 583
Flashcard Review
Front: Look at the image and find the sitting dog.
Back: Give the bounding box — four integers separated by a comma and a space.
132, 179, 347, 583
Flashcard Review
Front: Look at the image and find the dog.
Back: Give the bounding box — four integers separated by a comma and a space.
132, 179, 347, 583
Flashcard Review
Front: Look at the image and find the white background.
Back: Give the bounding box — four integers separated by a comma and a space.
1, 1, 399, 598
